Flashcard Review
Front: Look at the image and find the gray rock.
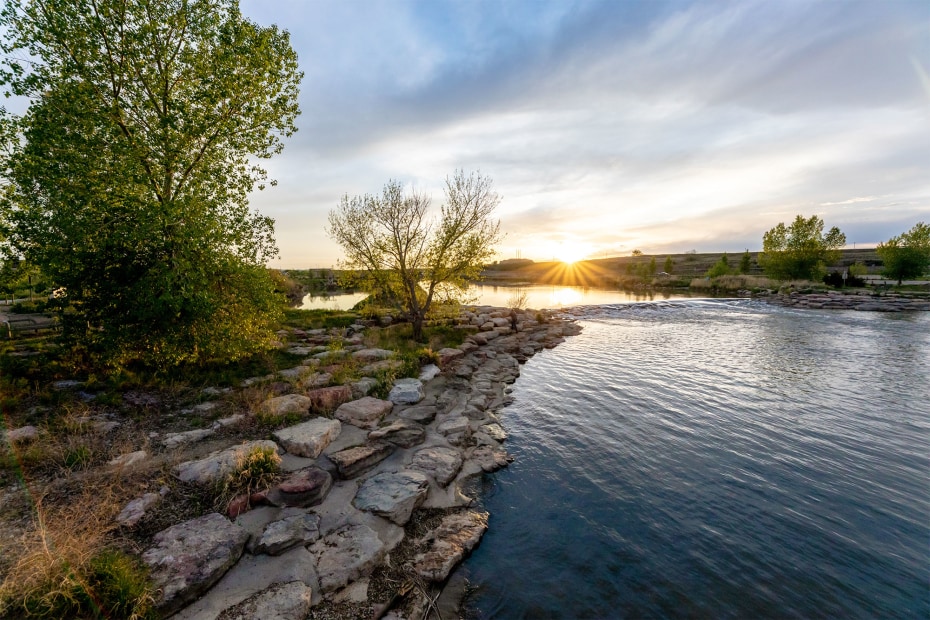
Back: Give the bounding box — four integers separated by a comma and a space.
142, 513, 249, 615
273, 418, 341, 458
259, 394, 311, 417
388, 378, 425, 405
249, 513, 321, 556
309, 523, 386, 593
437, 348, 464, 367
5, 425, 38, 444
220, 581, 313, 620
274, 467, 333, 507
212, 414, 245, 430
419, 364, 441, 381
353, 470, 429, 525
175, 440, 280, 485
351, 348, 395, 363
163, 428, 215, 449
409, 446, 463, 486
351, 377, 379, 399
469, 445, 513, 473
52, 379, 84, 390
359, 359, 403, 376
398, 405, 438, 424
328, 442, 395, 479
413, 511, 488, 583
116, 492, 161, 527
334, 396, 393, 429
108, 450, 148, 468
368, 419, 426, 448
305, 385, 353, 413
286, 346, 315, 356
481, 423, 507, 442
437, 416, 469, 436
277, 366, 313, 380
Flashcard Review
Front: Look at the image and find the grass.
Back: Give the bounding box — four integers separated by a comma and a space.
0, 489, 156, 619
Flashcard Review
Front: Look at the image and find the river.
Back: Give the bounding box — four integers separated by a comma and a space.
460, 300, 930, 619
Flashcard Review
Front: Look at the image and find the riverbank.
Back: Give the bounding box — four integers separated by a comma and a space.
765, 290, 930, 311
0, 306, 581, 619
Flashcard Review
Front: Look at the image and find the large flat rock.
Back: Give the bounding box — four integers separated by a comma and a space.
273, 418, 341, 458
351, 348, 394, 363
413, 511, 489, 583
142, 513, 249, 615
388, 378, 425, 405
175, 440, 280, 485
409, 446, 463, 486
259, 393, 311, 417
352, 470, 429, 525
328, 442, 395, 479
219, 581, 312, 620
398, 405, 437, 424
334, 396, 393, 429
309, 523, 386, 593
273, 467, 333, 507
249, 512, 322, 556
368, 419, 426, 448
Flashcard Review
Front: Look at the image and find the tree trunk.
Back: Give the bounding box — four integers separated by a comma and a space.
411, 314, 425, 342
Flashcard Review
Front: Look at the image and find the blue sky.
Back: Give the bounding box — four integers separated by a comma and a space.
240, 0, 930, 267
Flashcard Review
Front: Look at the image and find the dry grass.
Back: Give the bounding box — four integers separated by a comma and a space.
0, 486, 155, 619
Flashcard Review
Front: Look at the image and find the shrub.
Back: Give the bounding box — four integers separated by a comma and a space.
222, 444, 281, 499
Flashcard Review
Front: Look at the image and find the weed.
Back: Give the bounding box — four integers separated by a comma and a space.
215, 444, 282, 511
62, 445, 93, 471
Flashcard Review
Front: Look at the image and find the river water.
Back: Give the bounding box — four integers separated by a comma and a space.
461, 300, 930, 619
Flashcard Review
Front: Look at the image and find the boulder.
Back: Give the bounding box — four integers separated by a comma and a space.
273, 418, 341, 458
334, 397, 393, 429
353, 470, 430, 525
328, 443, 395, 479
305, 385, 353, 413
359, 359, 403, 376
469, 445, 514, 473
388, 378, 425, 405
351, 377, 379, 399
398, 405, 437, 424
6, 425, 39, 443
368, 420, 426, 448
309, 524, 386, 594
274, 467, 333, 507
220, 581, 313, 620
163, 428, 215, 449
419, 364, 441, 381
108, 449, 148, 468
249, 513, 322, 556
437, 416, 469, 436
409, 446, 463, 486
259, 394, 311, 417
481, 423, 507, 442
351, 348, 395, 363
437, 348, 464, 367
116, 492, 161, 528
277, 366, 313, 380
413, 511, 489, 583
174, 440, 279, 485
142, 513, 249, 615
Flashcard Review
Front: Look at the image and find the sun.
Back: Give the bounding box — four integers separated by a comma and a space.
554, 241, 592, 265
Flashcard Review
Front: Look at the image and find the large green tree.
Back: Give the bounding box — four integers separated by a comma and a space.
876, 222, 930, 285
0, 0, 301, 365
328, 171, 502, 341
759, 215, 846, 281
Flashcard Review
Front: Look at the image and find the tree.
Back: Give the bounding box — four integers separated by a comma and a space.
328, 171, 502, 341
876, 222, 930, 285
647, 256, 657, 277
664, 255, 673, 273
739, 250, 751, 274
631, 249, 643, 256
0, 0, 301, 365
706, 253, 730, 278
759, 215, 846, 280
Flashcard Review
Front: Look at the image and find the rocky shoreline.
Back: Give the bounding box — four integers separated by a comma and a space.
93, 307, 582, 619
764, 290, 930, 312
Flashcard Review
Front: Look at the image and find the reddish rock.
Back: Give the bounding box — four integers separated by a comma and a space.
414, 511, 489, 583
437, 348, 464, 367
334, 396, 393, 429
306, 385, 353, 413
275, 467, 333, 507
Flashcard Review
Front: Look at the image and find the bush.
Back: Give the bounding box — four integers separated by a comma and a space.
223, 444, 281, 498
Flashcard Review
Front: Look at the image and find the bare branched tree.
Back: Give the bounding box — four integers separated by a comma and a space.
328, 170, 501, 340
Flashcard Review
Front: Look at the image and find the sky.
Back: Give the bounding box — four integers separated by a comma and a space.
239, 0, 930, 267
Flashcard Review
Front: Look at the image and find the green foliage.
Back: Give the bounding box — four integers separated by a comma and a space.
739, 250, 752, 274
664, 256, 674, 273
759, 215, 846, 280
706, 253, 731, 278
0, 0, 301, 367
62, 445, 93, 471
328, 170, 501, 341
647, 257, 657, 277
876, 222, 930, 284
847, 262, 868, 278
